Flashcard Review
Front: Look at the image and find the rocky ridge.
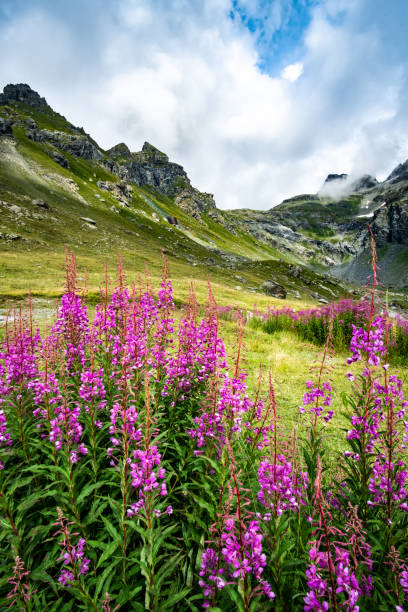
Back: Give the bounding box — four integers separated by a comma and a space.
0, 84, 221, 221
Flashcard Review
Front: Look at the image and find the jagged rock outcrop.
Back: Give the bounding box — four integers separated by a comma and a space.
111, 141, 220, 219
124, 142, 189, 197
174, 189, 217, 219
0, 83, 50, 109
386, 160, 408, 183
27, 128, 102, 160
370, 202, 408, 246
132, 141, 169, 164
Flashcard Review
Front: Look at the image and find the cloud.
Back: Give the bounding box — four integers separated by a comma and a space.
0, 0, 407, 209
281, 62, 303, 82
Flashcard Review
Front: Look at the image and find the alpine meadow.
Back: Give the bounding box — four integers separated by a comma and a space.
1, 1, 408, 610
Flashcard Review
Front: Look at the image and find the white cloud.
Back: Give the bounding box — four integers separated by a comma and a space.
281, 62, 303, 82
0, 0, 407, 209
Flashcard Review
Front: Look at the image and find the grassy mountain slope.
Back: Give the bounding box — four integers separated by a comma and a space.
0, 86, 351, 309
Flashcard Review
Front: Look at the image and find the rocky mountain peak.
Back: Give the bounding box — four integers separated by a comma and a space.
386, 159, 408, 183
324, 173, 348, 183
132, 142, 169, 164
351, 174, 378, 191
106, 142, 131, 160
0, 83, 50, 109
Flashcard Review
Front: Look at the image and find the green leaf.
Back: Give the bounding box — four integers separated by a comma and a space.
94, 564, 116, 599
76, 481, 104, 504
224, 584, 245, 611
101, 516, 121, 542
161, 587, 191, 609
96, 540, 121, 568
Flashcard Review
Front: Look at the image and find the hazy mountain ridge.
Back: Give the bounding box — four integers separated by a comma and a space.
227, 157, 408, 287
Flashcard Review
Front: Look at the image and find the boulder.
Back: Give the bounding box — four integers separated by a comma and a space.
9, 204, 22, 214
0, 232, 22, 241
261, 281, 287, 299
0, 118, 13, 135
32, 199, 50, 210
48, 149, 69, 168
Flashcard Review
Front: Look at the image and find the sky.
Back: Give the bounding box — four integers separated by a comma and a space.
1, 0, 408, 209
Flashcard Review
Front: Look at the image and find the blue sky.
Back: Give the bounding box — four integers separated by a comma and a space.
230, 0, 315, 74
0, 0, 408, 209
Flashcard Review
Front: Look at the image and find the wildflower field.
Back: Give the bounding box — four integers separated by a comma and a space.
1, 249, 408, 611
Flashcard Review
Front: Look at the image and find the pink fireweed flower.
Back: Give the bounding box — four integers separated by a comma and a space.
162, 308, 227, 399
0, 408, 12, 458
305, 462, 372, 611
345, 408, 382, 453
304, 543, 360, 612
54, 508, 90, 588
300, 380, 333, 422
188, 373, 251, 451
257, 455, 308, 516
368, 458, 408, 512
28, 371, 62, 431
7, 556, 37, 608
199, 518, 274, 607
386, 547, 408, 607
0, 327, 41, 391
49, 395, 87, 463
151, 278, 175, 368
79, 367, 106, 411
50, 292, 90, 370
127, 445, 168, 517
347, 316, 385, 368
400, 568, 408, 602
108, 402, 141, 461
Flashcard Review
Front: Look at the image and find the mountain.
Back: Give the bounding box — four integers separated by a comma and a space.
227, 166, 408, 289
0, 82, 406, 304
1, 83, 349, 305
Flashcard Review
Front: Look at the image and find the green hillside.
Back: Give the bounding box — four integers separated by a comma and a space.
0, 86, 350, 308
